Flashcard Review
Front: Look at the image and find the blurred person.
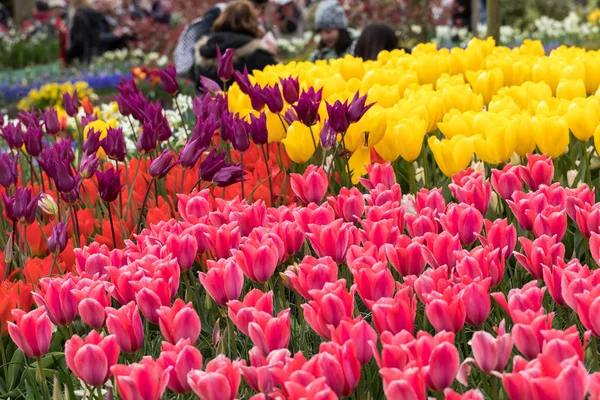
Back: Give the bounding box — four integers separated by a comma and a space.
48, 0, 69, 65
273, 0, 304, 39
0, 3, 10, 29
308, 0, 355, 62
173, 0, 269, 79
193, 0, 277, 86
33, 1, 51, 24
149, 0, 171, 24
67, 0, 102, 64
94, 0, 135, 54
352, 23, 398, 61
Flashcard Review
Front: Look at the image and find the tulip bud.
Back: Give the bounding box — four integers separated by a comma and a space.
216, 47, 235, 82
62, 90, 79, 117
149, 150, 177, 179
38, 193, 58, 215
280, 76, 300, 104
4, 233, 13, 265
48, 222, 68, 254
44, 108, 60, 135
259, 84, 284, 114
159, 65, 179, 95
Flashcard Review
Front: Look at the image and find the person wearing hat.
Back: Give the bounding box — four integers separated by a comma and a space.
308, 0, 355, 62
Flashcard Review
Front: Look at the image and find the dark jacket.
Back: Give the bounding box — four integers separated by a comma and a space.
193, 31, 277, 86
67, 7, 102, 64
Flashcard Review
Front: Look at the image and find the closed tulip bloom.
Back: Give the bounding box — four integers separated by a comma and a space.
424, 288, 466, 333
3, 187, 41, 224
566, 98, 600, 141
227, 290, 273, 335
280, 76, 300, 104
370, 287, 416, 335
248, 309, 291, 356
376, 116, 427, 162
44, 107, 60, 135
217, 47, 235, 82
327, 187, 365, 222
532, 115, 569, 159
95, 168, 123, 203
259, 84, 284, 114
106, 302, 144, 353
78, 153, 100, 179
134, 278, 171, 325
293, 87, 322, 126
166, 234, 198, 271
316, 341, 361, 397
428, 135, 474, 177
32, 277, 78, 326
100, 127, 127, 162
291, 165, 328, 204
461, 278, 491, 326
213, 164, 245, 187
1, 121, 24, 149
470, 320, 513, 374
232, 237, 279, 283
491, 164, 522, 200
8, 307, 53, 359
150, 149, 178, 179
63, 90, 79, 117
199, 258, 244, 306
439, 203, 483, 246
282, 255, 338, 300
329, 317, 378, 366
532, 206, 567, 240
0, 152, 18, 189
112, 357, 171, 400
47, 221, 68, 254
65, 331, 120, 387
427, 341, 460, 392
449, 172, 492, 215
157, 299, 201, 344
157, 339, 203, 394
187, 354, 242, 400
159, 65, 179, 94
514, 235, 565, 280
306, 219, 360, 263
282, 121, 320, 164
466, 68, 504, 105
248, 112, 268, 145
276, 221, 305, 255
302, 280, 356, 339
72, 280, 112, 329
520, 153, 554, 191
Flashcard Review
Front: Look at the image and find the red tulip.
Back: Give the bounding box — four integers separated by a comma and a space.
370, 286, 416, 335
106, 301, 144, 353
205, 221, 240, 260
227, 290, 273, 335
461, 278, 491, 326
533, 206, 567, 241
302, 280, 356, 339
380, 366, 427, 400
514, 235, 565, 281
32, 276, 78, 326
112, 356, 170, 400
327, 187, 365, 222
134, 277, 172, 325
199, 258, 244, 306
157, 339, 203, 394
359, 218, 401, 249
282, 255, 338, 300
65, 331, 119, 387
350, 260, 396, 306
7, 307, 53, 359
187, 354, 242, 400
241, 347, 289, 393
520, 153, 554, 191
405, 207, 439, 238
359, 162, 396, 191
306, 219, 360, 263
291, 165, 328, 205
439, 203, 483, 246
329, 316, 378, 365
482, 218, 517, 260
157, 299, 201, 344
491, 163, 522, 200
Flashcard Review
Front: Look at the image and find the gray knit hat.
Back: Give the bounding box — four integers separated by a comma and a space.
314, 0, 348, 31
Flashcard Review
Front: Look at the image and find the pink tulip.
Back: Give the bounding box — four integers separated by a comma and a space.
424, 288, 466, 333
364, 183, 402, 206
414, 188, 446, 216
227, 290, 273, 335
562, 266, 600, 311
199, 258, 244, 306
107, 264, 145, 305
469, 320, 513, 374
306, 219, 360, 263
316, 341, 361, 397
241, 347, 289, 394
492, 281, 546, 324
427, 341, 460, 391
72, 280, 112, 329
565, 185, 594, 221
405, 207, 439, 238
282, 255, 338, 300
177, 189, 212, 223
346, 241, 386, 268
481, 218, 517, 260
359, 218, 401, 249
74, 242, 114, 277
574, 286, 600, 338
157, 339, 204, 394
591, 232, 600, 265
329, 317, 378, 366
450, 170, 491, 215
350, 260, 396, 306
302, 280, 356, 339
370, 286, 416, 335
284, 377, 338, 400
232, 236, 279, 283
32, 276, 78, 326
187, 354, 242, 400
514, 235, 565, 280
590, 372, 600, 400
422, 231, 462, 269
157, 299, 201, 344
166, 233, 198, 270
445, 389, 485, 400
7, 307, 53, 359
541, 325, 590, 363
364, 200, 405, 231
133, 277, 172, 325
248, 309, 291, 356
461, 278, 491, 326
512, 313, 555, 359
380, 366, 427, 400
105, 301, 144, 353
294, 203, 336, 232
291, 165, 328, 205
276, 221, 305, 255
542, 258, 582, 306
507, 191, 548, 232
65, 331, 119, 387
327, 187, 365, 222
439, 203, 483, 246
112, 356, 170, 400
230, 200, 267, 237
520, 153, 554, 191
455, 246, 505, 287
205, 221, 240, 260
491, 164, 522, 200
359, 162, 396, 191
384, 235, 426, 277
533, 206, 567, 241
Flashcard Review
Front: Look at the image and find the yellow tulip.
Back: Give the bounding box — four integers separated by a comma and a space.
367, 84, 400, 109
466, 68, 504, 105
348, 146, 371, 184
344, 106, 387, 152
266, 111, 287, 143
428, 135, 474, 177
441, 86, 484, 114
556, 79, 587, 100
532, 60, 561, 94
83, 119, 116, 160
437, 110, 477, 139
566, 98, 600, 141
583, 55, 600, 94
281, 121, 320, 164
593, 125, 600, 156
473, 114, 517, 164
319, 74, 348, 100
340, 55, 365, 81
532, 115, 570, 158
507, 114, 536, 157
376, 116, 428, 163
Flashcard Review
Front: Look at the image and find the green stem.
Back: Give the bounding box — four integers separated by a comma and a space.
491, 375, 498, 400
407, 161, 417, 195
339, 131, 352, 187
307, 124, 319, 164
0, 336, 7, 384
261, 145, 274, 207
37, 358, 49, 399
582, 139, 591, 187
174, 97, 190, 139
593, 336, 599, 372
107, 202, 117, 249
227, 316, 236, 358
136, 178, 155, 233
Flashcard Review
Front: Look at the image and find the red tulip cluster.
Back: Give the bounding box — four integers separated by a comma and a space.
5, 152, 600, 400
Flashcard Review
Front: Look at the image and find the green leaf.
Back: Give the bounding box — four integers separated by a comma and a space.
7, 349, 25, 390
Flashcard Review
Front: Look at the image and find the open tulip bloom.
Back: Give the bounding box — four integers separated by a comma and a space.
5, 37, 600, 400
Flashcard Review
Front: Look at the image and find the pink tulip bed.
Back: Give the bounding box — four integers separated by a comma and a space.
4, 150, 600, 400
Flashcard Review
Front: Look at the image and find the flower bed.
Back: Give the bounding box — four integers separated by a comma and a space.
1, 37, 600, 400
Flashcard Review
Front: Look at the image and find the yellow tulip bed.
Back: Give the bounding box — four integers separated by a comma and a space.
226, 37, 600, 186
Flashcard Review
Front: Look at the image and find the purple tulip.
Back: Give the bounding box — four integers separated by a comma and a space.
283, 108, 299, 125
54, 138, 75, 163
81, 113, 98, 129
199, 149, 226, 181
347, 91, 374, 124
1, 122, 24, 149
0, 153, 18, 189
96, 168, 123, 203
193, 116, 219, 148
249, 112, 268, 145
159, 66, 179, 95
320, 119, 337, 149
259, 84, 284, 114
199, 76, 222, 94
24, 126, 44, 157
2, 188, 40, 224
179, 138, 206, 170
78, 153, 100, 179
213, 164, 245, 187
233, 66, 252, 94
231, 118, 250, 152
60, 185, 80, 204
44, 108, 60, 135
248, 85, 266, 111
293, 88, 322, 126
280, 76, 300, 104
149, 149, 178, 179
18, 110, 41, 129
63, 90, 79, 117
136, 122, 158, 154
0, 111, 4, 127
47, 222, 68, 254
40, 154, 76, 194
101, 127, 127, 162
326, 100, 350, 133
216, 47, 235, 82
83, 128, 102, 156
